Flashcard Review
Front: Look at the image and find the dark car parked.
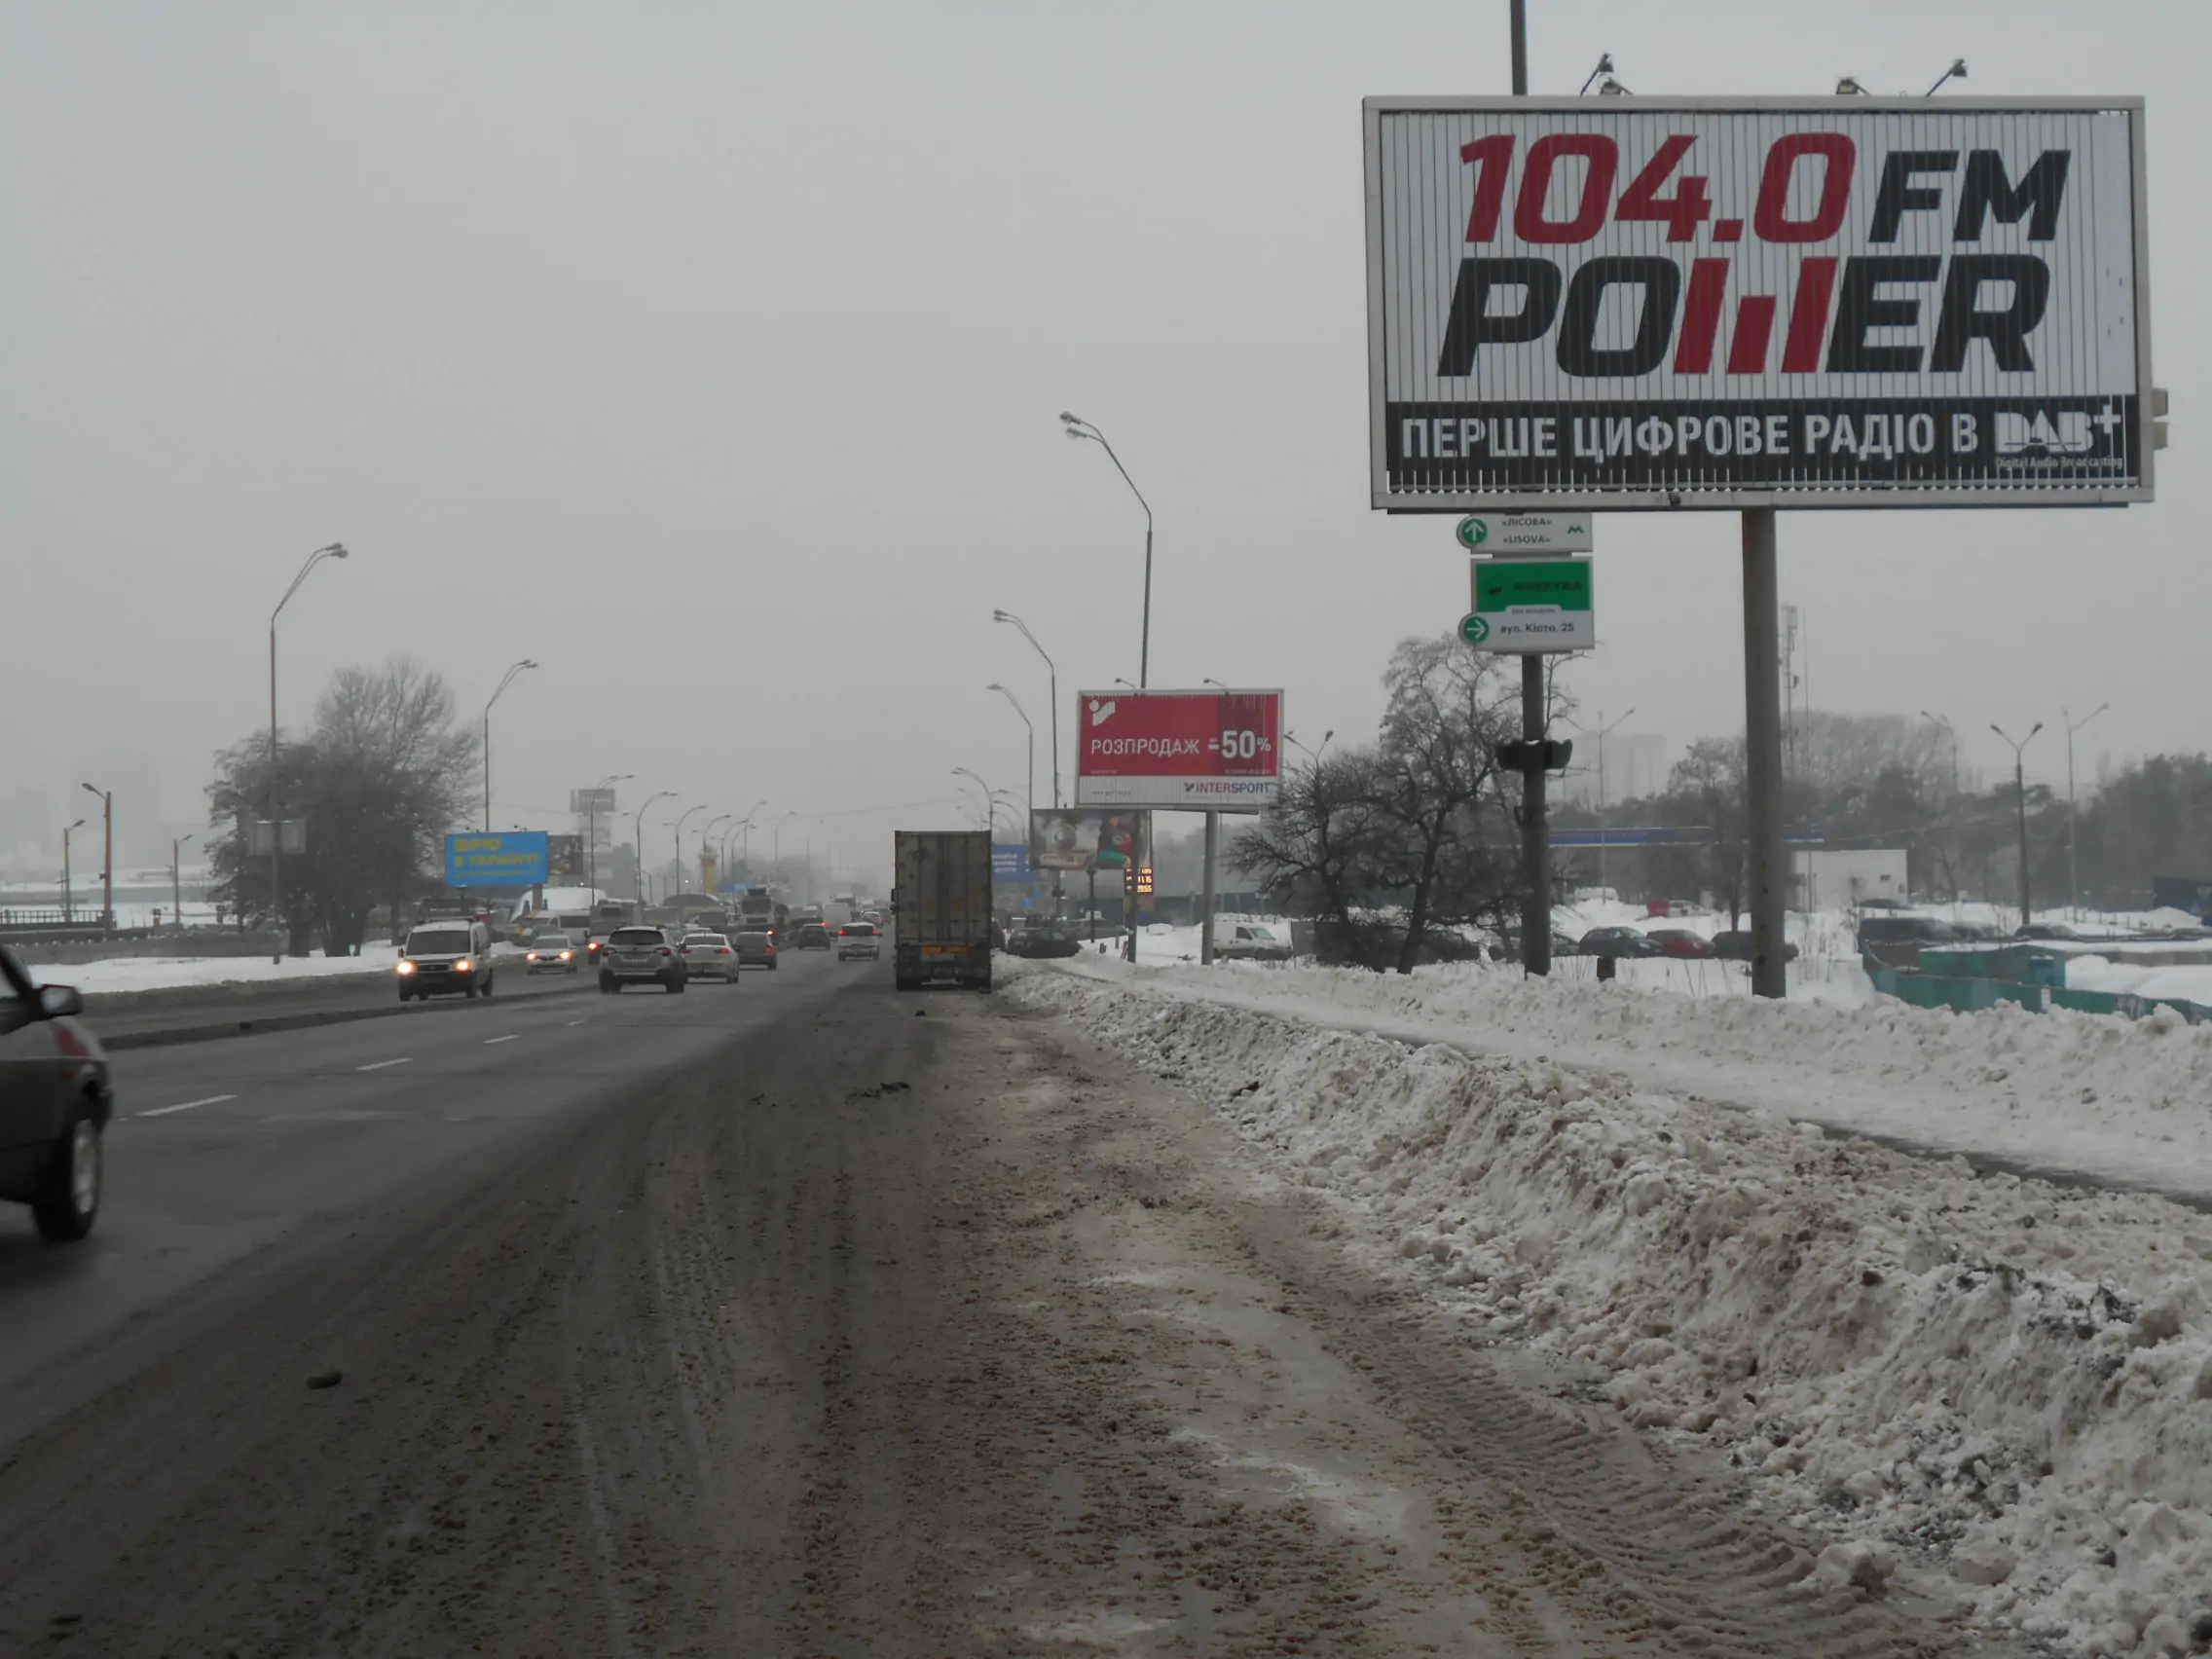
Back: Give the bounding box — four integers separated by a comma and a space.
1, 943, 113, 1240
1577, 926, 1662, 958
1711, 930, 1800, 963
793, 923, 833, 951
1004, 923, 1084, 959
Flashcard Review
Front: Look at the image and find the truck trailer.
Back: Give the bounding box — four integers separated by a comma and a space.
892, 830, 992, 991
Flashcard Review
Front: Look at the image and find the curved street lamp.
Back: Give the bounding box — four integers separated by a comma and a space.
483, 660, 539, 830
992, 610, 1060, 807
1059, 413, 1155, 687
672, 804, 711, 896
985, 683, 1035, 828
586, 773, 633, 900
269, 541, 348, 959
633, 790, 674, 912
1992, 722, 2046, 925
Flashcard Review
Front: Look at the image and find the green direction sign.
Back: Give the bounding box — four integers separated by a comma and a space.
1455, 513, 1595, 554
1464, 557, 1594, 654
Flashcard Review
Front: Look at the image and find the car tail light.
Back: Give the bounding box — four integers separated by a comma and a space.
659, 946, 672, 957
680, 945, 690, 954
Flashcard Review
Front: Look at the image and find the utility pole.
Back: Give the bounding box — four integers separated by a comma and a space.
1993, 722, 2044, 927
270, 542, 348, 961
1564, 708, 1636, 899
1501, 0, 1555, 981
2063, 704, 2109, 921
81, 783, 114, 931
483, 661, 538, 831
172, 833, 195, 936
634, 791, 673, 919
62, 819, 86, 924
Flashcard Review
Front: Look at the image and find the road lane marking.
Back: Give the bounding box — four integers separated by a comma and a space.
140, 1094, 237, 1118
483, 1034, 519, 1045
565, 1019, 587, 1026
356, 1057, 413, 1072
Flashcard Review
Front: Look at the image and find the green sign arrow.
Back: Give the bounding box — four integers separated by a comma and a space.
1458, 612, 1491, 644
1456, 517, 1491, 550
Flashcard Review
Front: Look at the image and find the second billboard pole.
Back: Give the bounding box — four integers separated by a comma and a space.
1742, 509, 1788, 998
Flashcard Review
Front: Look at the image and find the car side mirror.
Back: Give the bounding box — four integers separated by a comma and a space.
38, 983, 85, 1018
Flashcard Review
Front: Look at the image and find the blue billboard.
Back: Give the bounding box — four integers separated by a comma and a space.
446, 831, 549, 888
992, 842, 1031, 882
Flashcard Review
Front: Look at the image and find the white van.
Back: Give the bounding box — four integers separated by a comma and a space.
396, 919, 496, 1002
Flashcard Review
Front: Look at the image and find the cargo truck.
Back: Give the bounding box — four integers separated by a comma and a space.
892, 830, 992, 991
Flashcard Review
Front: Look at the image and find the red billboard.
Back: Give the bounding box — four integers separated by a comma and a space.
1074, 689, 1283, 812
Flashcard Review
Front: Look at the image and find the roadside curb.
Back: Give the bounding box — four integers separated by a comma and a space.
104, 977, 600, 1051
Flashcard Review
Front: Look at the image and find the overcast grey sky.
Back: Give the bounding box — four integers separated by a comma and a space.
4, 0, 2205, 885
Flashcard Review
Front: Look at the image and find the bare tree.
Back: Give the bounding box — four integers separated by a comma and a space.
205, 658, 477, 955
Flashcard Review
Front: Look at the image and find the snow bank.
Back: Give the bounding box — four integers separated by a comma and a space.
22, 945, 405, 993
1009, 962, 2212, 1658
1028, 954, 2212, 1203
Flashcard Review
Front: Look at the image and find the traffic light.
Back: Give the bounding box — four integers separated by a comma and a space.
1494, 738, 1574, 774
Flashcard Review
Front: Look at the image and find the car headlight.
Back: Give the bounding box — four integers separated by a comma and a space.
396, 960, 418, 976
559, 949, 573, 961
456, 958, 474, 973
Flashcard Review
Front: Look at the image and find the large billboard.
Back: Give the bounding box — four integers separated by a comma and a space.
1074, 689, 1283, 811
445, 831, 548, 888
1365, 97, 2153, 510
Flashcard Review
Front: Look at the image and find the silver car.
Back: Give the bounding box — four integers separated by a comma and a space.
524, 937, 580, 975
598, 925, 686, 994
836, 923, 881, 961
680, 932, 742, 982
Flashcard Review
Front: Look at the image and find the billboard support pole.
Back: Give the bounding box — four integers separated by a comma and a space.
1743, 507, 1788, 998
1199, 810, 1220, 965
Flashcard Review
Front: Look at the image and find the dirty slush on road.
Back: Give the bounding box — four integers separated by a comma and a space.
0, 980, 1997, 1656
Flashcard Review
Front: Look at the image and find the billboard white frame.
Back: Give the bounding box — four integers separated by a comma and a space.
1364, 95, 2154, 512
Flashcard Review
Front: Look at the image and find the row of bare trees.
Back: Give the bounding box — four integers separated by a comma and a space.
1234, 638, 1528, 973
204, 659, 477, 955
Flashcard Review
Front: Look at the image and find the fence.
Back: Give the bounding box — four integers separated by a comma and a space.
1863, 950, 2210, 1026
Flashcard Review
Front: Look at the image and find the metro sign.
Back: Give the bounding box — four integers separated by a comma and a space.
1365, 96, 2154, 510
1075, 688, 1284, 813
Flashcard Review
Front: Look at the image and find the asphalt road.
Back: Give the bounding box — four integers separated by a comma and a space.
0, 945, 834, 1447
0, 943, 2003, 1657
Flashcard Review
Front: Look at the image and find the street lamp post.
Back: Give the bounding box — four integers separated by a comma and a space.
80, 782, 114, 931
991, 611, 1061, 808
2063, 704, 2110, 920
171, 833, 195, 937
61, 819, 86, 924
1992, 722, 2045, 927
586, 773, 632, 902
985, 684, 1035, 830
633, 791, 674, 917
269, 542, 349, 960
672, 805, 710, 901
1059, 413, 1155, 687
951, 768, 995, 832
482, 660, 539, 831
702, 813, 733, 896
1561, 709, 1636, 899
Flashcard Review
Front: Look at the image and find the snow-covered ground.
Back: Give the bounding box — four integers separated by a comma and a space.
1032, 952, 2212, 1201
20, 944, 407, 993
1007, 958, 2212, 1659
